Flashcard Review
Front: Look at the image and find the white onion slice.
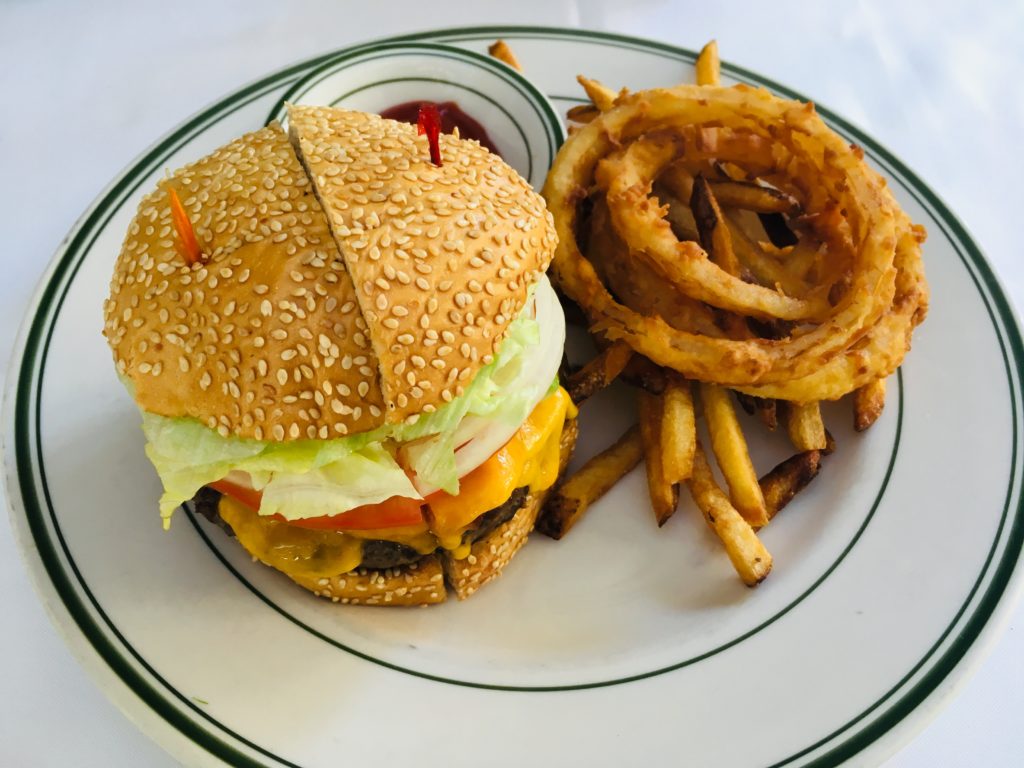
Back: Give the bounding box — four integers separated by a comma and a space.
412, 274, 566, 496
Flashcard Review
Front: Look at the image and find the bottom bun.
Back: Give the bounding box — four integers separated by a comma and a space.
287, 418, 578, 607
288, 555, 448, 607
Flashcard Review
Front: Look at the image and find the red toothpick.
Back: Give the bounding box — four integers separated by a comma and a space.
167, 185, 206, 265
417, 103, 443, 167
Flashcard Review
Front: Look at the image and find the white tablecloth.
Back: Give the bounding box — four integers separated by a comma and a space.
1, 2, 1021, 765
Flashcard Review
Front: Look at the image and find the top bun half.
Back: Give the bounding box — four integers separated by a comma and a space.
103, 107, 556, 441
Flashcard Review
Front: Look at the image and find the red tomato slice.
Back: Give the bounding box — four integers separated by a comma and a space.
208, 479, 425, 531
209, 479, 263, 511
285, 496, 425, 530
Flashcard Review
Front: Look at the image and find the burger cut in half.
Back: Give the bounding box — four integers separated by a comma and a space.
103, 105, 576, 606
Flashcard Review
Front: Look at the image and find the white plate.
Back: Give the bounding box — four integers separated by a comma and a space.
6, 26, 1023, 768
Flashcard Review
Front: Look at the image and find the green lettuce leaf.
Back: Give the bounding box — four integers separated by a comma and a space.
258, 442, 420, 521
141, 414, 378, 526
140, 306, 546, 525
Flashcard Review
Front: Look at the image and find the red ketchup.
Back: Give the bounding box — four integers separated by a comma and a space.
380, 101, 501, 157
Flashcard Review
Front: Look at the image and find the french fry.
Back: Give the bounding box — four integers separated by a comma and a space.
735, 392, 757, 416
638, 391, 680, 526
853, 377, 886, 431
691, 174, 742, 277
695, 40, 721, 87
728, 206, 772, 245
659, 162, 695, 204
699, 382, 769, 527
620, 354, 669, 395
757, 398, 778, 430
655, 183, 701, 242
536, 425, 644, 539
487, 40, 522, 71
724, 213, 809, 297
759, 450, 822, 524
660, 376, 696, 484
566, 104, 601, 124
691, 182, 785, 446
577, 75, 618, 111
565, 340, 634, 404
708, 179, 800, 214
785, 401, 827, 451
824, 429, 837, 456
736, 392, 779, 431
687, 441, 772, 586
785, 236, 825, 282
658, 186, 700, 242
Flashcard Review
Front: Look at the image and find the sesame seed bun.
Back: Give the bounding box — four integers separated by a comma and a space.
103, 124, 385, 439
288, 554, 449, 607
104, 109, 557, 439
287, 105, 558, 423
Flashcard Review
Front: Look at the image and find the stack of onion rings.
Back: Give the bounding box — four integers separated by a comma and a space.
542, 84, 928, 402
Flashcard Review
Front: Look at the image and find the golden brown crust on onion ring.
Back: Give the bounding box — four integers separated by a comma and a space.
541, 84, 927, 401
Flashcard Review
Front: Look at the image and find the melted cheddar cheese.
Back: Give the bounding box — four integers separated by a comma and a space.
219, 498, 437, 579
428, 387, 575, 552
217, 387, 575, 579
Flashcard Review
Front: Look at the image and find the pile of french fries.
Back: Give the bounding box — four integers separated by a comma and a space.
539, 335, 832, 586
529, 42, 889, 586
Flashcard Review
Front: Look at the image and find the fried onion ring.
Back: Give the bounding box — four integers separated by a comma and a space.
542, 84, 927, 400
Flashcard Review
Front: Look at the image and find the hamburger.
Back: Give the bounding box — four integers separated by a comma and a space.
103, 104, 575, 606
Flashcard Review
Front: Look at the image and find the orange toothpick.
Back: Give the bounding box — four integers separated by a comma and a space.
166, 185, 205, 265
